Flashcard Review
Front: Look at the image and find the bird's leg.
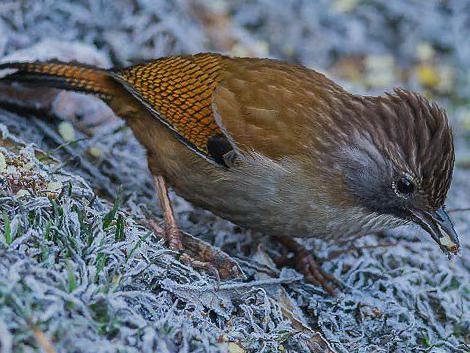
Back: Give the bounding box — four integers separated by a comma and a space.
153, 175, 183, 251
149, 175, 220, 279
272, 236, 340, 296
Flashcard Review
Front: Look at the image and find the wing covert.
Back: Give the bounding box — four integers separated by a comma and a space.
111, 53, 233, 164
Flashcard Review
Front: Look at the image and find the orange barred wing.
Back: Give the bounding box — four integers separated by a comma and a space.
111, 53, 231, 163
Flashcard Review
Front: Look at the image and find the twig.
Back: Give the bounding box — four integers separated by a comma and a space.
29, 322, 58, 353
447, 207, 470, 213
280, 304, 338, 353
163, 275, 303, 294
327, 241, 398, 261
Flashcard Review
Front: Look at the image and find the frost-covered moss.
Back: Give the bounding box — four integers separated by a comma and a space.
0, 1, 469, 352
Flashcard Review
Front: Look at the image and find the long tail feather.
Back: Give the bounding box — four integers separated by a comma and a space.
0, 61, 113, 99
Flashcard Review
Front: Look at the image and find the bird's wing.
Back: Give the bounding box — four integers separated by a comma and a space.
211, 57, 323, 161
110, 54, 339, 165
109, 53, 234, 165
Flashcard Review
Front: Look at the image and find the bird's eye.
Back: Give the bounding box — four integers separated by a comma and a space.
394, 176, 415, 196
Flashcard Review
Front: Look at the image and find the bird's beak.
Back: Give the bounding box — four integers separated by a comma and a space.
410, 207, 460, 255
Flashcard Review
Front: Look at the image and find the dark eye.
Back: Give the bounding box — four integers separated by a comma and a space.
394, 176, 415, 196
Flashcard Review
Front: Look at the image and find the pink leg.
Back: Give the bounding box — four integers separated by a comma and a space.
273, 236, 340, 296
149, 175, 220, 279
153, 175, 183, 251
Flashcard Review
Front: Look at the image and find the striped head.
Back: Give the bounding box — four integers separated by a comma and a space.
325, 89, 458, 254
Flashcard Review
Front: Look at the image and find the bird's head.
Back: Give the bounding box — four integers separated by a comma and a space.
324, 89, 459, 255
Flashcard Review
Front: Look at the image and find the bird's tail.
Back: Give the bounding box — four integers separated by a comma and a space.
0, 61, 114, 99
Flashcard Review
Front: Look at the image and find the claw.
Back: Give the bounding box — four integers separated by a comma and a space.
297, 253, 339, 296
273, 236, 341, 296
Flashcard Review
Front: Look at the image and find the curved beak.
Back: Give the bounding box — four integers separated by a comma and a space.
410, 207, 460, 255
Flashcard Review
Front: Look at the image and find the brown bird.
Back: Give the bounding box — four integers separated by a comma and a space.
0, 53, 460, 294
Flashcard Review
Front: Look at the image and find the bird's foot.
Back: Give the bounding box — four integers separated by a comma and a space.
146, 218, 221, 280
178, 253, 221, 281
294, 251, 340, 296
162, 219, 184, 252
273, 236, 341, 296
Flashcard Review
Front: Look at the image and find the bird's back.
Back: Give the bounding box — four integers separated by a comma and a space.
112, 53, 349, 164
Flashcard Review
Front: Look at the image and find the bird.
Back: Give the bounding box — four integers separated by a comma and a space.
0, 53, 460, 294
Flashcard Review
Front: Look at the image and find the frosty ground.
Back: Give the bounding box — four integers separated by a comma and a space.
0, 1, 469, 352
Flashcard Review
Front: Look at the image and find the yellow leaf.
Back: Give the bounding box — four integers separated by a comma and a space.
332, 0, 359, 13
88, 146, 103, 158
16, 189, 30, 198
0, 152, 6, 173
417, 64, 440, 87
58, 122, 75, 142
460, 110, 470, 131
416, 42, 434, 61
46, 181, 63, 197
228, 342, 245, 353
365, 55, 395, 88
